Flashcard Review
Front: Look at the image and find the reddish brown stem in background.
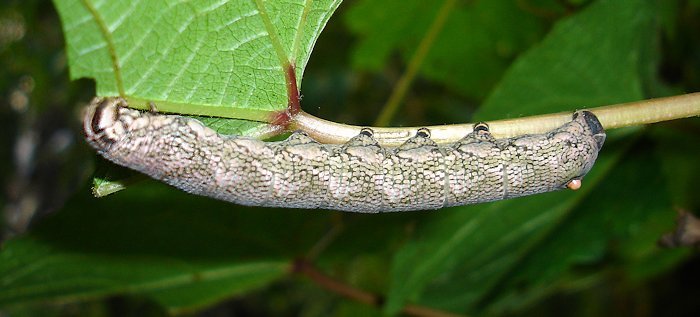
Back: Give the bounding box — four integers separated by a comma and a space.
292, 259, 467, 317
271, 63, 302, 127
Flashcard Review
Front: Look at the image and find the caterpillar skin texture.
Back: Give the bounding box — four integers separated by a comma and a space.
84, 97, 606, 212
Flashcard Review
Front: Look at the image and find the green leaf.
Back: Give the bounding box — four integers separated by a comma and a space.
0, 182, 332, 312
0, 237, 288, 314
384, 0, 657, 314
652, 120, 700, 208
52, 0, 341, 127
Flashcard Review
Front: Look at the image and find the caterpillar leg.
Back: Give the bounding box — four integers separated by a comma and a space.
343, 128, 380, 148
398, 128, 437, 151
455, 122, 495, 146
148, 101, 159, 113
473, 122, 489, 133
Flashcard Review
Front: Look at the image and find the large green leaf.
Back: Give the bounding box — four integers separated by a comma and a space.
383, 146, 623, 314
384, 0, 657, 314
53, 0, 341, 125
446, 140, 682, 315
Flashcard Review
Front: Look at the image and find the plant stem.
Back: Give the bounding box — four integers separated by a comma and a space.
293, 259, 467, 317
593, 93, 700, 129
118, 93, 700, 146
292, 93, 700, 146
305, 215, 344, 261
373, 0, 458, 127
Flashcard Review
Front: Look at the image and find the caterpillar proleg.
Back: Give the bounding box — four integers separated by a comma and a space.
84, 97, 606, 212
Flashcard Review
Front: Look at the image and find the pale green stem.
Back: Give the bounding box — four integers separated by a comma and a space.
292, 93, 700, 146
373, 0, 458, 127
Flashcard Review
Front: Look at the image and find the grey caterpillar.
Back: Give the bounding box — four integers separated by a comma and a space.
84, 97, 606, 212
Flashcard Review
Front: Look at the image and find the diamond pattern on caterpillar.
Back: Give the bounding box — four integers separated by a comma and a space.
84, 97, 605, 212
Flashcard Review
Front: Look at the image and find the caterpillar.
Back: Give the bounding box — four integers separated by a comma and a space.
83, 97, 606, 212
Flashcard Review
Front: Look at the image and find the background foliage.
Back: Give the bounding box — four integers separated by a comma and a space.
1, 0, 699, 316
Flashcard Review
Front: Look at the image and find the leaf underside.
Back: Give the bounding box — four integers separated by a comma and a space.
53, 0, 341, 132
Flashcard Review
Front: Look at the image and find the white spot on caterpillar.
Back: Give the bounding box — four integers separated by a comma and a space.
83, 97, 606, 212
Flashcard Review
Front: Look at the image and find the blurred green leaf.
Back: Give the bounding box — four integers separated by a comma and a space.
384, 146, 622, 314
385, 0, 660, 314
0, 182, 333, 312
652, 120, 700, 208
480, 137, 682, 315
346, 0, 546, 101
477, 0, 654, 120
